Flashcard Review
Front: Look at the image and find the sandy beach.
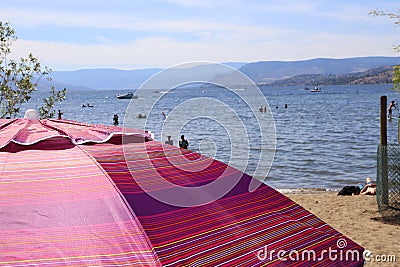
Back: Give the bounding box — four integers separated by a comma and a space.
286, 192, 400, 266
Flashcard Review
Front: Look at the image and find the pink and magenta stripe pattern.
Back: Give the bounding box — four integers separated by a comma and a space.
84, 141, 365, 266
0, 119, 364, 266
0, 120, 159, 266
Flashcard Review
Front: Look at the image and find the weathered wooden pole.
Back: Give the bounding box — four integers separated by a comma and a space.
380, 96, 389, 207
380, 96, 387, 146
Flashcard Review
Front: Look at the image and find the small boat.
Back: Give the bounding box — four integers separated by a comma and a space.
310, 86, 322, 92
116, 92, 138, 99
137, 114, 147, 119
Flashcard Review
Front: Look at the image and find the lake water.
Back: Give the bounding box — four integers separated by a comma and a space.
23, 83, 400, 191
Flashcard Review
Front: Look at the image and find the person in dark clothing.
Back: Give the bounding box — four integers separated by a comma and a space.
388, 100, 397, 120
179, 135, 189, 149
113, 114, 119, 125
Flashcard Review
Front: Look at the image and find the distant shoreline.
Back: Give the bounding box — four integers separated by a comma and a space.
42, 56, 400, 91
265, 66, 395, 87
276, 188, 336, 194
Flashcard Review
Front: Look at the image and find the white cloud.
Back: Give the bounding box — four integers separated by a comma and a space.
0, 7, 241, 34
96, 35, 113, 44
11, 30, 398, 71
158, 0, 216, 7
0, 6, 296, 45
252, 0, 320, 15
3, 1, 399, 70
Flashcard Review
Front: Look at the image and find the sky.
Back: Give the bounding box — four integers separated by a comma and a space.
1, 0, 399, 70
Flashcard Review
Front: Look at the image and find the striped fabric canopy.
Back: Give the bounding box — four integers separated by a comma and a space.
0, 119, 364, 266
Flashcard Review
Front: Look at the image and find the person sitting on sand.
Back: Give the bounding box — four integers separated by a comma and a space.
360, 177, 376, 195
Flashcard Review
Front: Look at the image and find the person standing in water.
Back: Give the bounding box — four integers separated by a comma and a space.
179, 135, 189, 149
113, 114, 119, 125
388, 100, 398, 120
165, 135, 173, 145
58, 110, 63, 120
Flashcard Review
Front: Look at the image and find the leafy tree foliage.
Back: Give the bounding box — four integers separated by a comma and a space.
370, 10, 400, 91
39, 86, 67, 119
393, 65, 400, 91
0, 21, 66, 119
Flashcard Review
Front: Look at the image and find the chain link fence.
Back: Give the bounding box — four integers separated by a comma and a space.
377, 144, 400, 218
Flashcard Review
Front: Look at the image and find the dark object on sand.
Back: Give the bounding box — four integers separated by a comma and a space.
338, 186, 361, 196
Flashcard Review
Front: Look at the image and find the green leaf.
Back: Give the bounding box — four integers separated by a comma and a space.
0, 21, 67, 118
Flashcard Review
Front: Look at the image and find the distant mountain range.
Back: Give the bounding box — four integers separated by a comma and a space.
238, 57, 400, 84
271, 66, 394, 86
50, 68, 162, 90
41, 57, 400, 90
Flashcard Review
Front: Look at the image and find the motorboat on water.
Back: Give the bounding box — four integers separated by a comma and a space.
116, 92, 138, 99
310, 86, 322, 92
82, 103, 94, 107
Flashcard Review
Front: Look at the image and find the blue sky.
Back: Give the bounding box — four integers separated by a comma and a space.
2, 0, 399, 70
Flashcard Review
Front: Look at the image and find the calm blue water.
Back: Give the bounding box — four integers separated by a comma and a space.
23, 84, 400, 191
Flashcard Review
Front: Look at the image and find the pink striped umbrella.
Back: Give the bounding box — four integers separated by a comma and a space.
0, 118, 364, 266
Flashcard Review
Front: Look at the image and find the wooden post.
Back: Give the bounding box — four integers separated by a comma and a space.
380, 96, 387, 146
380, 96, 389, 206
